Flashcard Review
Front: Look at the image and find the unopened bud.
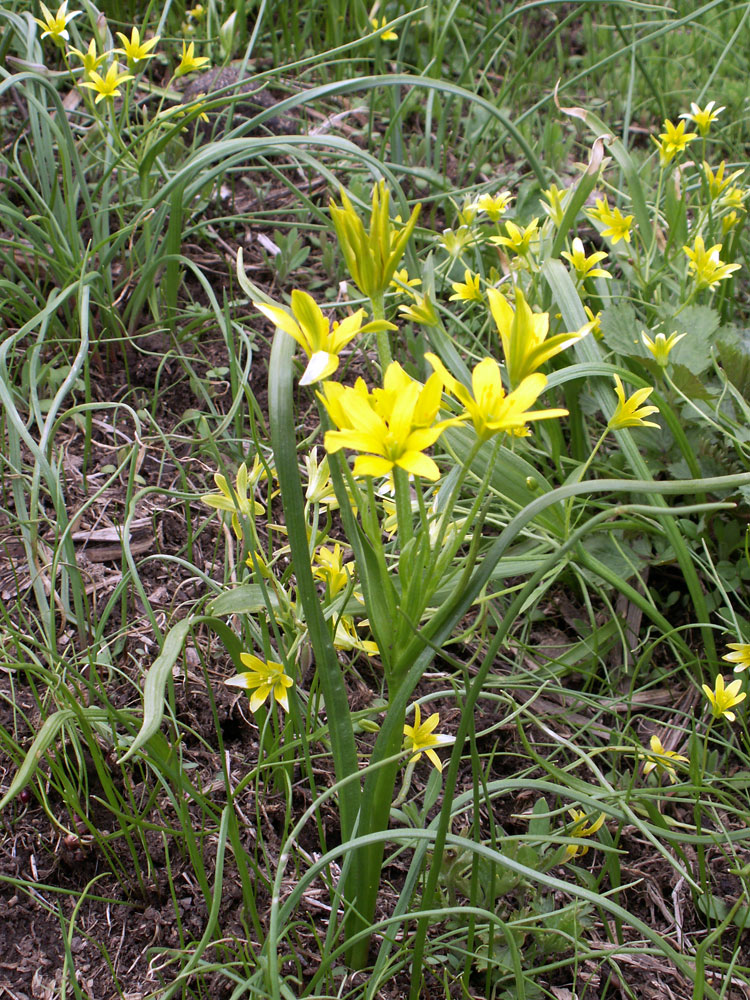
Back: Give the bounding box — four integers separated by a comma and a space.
220, 11, 238, 59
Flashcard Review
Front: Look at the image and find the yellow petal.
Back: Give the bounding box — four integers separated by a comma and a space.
301, 351, 339, 385
396, 450, 440, 480
353, 455, 394, 477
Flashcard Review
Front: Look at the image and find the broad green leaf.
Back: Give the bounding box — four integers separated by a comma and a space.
579, 531, 652, 584
667, 305, 719, 375
716, 325, 750, 394
670, 365, 713, 401
210, 584, 280, 616
599, 303, 641, 356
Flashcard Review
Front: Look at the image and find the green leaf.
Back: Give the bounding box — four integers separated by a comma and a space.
715, 324, 750, 394
696, 893, 750, 930
446, 427, 565, 538
667, 305, 719, 375
528, 796, 550, 837
118, 618, 193, 764
599, 303, 641, 356
210, 584, 280, 616
268, 325, 360, 842
580, 531, 652, 584
0, 708, 109, 811
670, 364, 713, 400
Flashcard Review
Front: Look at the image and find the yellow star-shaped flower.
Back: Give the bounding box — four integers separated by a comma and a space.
34, 1, 81, 44
702, 673, 746, 722
79, 63, 135, 103
683, 236, 741, 290
174, 40, 211, 78
723, 642, 750, 673
425, 353, 567, 442
642, 735, 689, 784
487, 287, 592, 388
565, 809, 605, 859
226, 653, 293, 713
403, 703, 451, 772
607, 374, 659, 430
255, 289, 392, 385
115, 26, 160, 66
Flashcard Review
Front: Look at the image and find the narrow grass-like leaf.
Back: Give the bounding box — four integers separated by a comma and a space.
0, 708, 109, 811
118, 618, 193, 764
267, 325, 360, 839
544, 259, 720, 668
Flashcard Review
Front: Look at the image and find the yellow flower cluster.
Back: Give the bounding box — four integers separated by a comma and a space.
320, 363, 451, 480
587, 197, 634, 245
34, 3, 210, 103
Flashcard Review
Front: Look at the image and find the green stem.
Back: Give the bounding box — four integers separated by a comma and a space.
644, 163, 666, 280
393, 466, 413, 547
563, 428, 608, 537
371, 291, 392, 370
392, 759, 415, 808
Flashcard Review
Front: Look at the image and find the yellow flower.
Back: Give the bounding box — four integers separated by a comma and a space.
656, 118, 697, 159
722, 211, 742, 234
79, 62, 135, 103
370, 16, 398, 41
69, 39, 108, 77
226, 653, 293, 713
34, 1, 81, 44
490, 218, 539, 257
320, 364, 450, 481
560, 237, 612, 281
565, 809, 605, 859
439, 226, 476, 257
304, 448, 339, 509
477, 190, 513, 221
720, 186, 748, 212
487, 287, 592, 389
703, 161, 743, 201
313, 543, 352, 598
255, 290, 391, 386
403, 703, 451, 772
425, 353, 567, 442
588, 197, 634, 245
163, 93, 210, 127
453, 197, 481, 227
607, 374, 660, 430
115, 26, 160, 66
584, 305, 602, 339
683, 236, 741, 290
702, 673, 746, 722
330, 181, 420, 299
398, 292, 439, 326
449, 269, 483, 303
681, 100, 725, 137
389, 268, 421, 294
641, 330, 686, 367
642, 735, 689, 784
174, 40, 211, 78
334, 616, 379, 657
540, 183, 570, 227
371, 361, 443, 429
200, 462, 265, 538
723, 643, 750, 673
